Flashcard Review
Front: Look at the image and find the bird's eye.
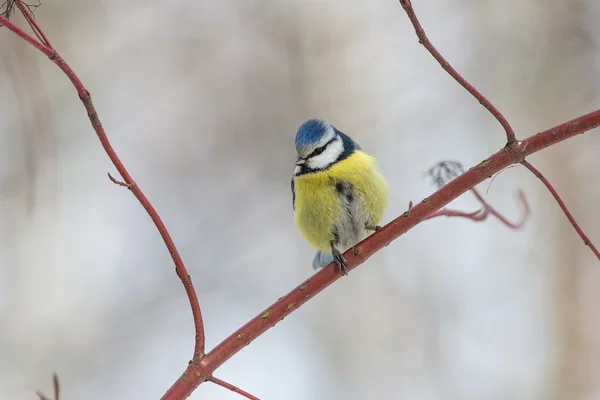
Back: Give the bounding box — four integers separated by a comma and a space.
313, 146, 325, 156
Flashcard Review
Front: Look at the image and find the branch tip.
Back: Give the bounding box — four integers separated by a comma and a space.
1, 0, 18, 19
399, 0, 517, 144
17, 0, 51, 48
107, 172, 131, 189
35, 373, 60, 400
521, 160, 599, 260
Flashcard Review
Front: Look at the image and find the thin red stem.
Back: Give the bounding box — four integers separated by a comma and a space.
208, 377, 260, 400
17, 1, 53, 48
426, 207, 487, 221
471, 188, 529, 230
488, 191, 529, 229
521, 160, 600, 260
35, 373, 60, 400
0, 5, 206, 362
425, 187, 529, 229
0, 13, 52, 56
399, 0, 517, 145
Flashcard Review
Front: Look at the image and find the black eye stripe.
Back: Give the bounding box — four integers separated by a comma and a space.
308, 137, 336, 158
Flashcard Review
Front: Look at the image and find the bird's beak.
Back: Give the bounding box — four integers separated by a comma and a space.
296, 158, 305, 166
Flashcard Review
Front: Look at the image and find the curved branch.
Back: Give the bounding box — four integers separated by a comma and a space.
426, 189, 529, 229
426, 207, 486, 221
521, 160, 600, 260
0, 2, 206, 359
399, 0, 517, 145
16, 1, 52, 48
425, 161, 529, 229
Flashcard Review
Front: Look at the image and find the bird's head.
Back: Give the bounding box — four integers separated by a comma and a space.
294, 119, 357, 176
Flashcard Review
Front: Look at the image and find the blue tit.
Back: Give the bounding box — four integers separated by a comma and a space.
291, 119, 388, 274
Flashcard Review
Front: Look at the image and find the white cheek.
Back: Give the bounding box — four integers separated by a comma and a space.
308, 139, 344, 169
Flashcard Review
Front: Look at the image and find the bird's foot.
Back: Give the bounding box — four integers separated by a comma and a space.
332, 247, 348, 276
366, 225, 382, 232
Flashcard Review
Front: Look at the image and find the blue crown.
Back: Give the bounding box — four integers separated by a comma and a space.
295, 119, 331, 148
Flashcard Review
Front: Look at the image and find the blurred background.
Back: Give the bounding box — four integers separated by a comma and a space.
1, 0, 600, 399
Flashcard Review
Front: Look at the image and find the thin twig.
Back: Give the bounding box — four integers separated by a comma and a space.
399, 0, 517, 145
35, 373, 60, 400
425, 189, 528, 229
1, 0, 18, 19
209, 376, 260, 400
53, 374, 60, 400
473, 188, 529, 230
521, 160, 600, 260
427, 207, 487, 221
0, 0, 207, 366
425, 161, 529, 229
108, 172, 131, 188
17, 1, 52, 48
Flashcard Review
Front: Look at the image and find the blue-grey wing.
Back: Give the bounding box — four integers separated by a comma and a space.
291, 178, 296, 211
313, 251, 334, 270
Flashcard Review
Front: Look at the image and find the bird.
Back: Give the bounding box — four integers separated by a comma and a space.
291, 119, 388, 275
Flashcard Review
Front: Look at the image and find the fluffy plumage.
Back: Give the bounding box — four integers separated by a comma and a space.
292, 119, 388, 273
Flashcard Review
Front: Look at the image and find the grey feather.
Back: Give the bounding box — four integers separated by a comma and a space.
333, 181, 367, 250
312, 250, 334, 270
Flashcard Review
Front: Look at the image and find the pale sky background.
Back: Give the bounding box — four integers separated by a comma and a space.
1, 1, 600, 399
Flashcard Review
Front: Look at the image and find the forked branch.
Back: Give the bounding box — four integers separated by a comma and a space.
399, 0, 598, 260
425, 161, 529, 229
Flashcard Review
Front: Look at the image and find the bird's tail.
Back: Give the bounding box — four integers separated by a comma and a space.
312, 250, 334, 270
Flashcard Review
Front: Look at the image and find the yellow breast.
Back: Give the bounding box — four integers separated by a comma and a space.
293, 150, 388, 252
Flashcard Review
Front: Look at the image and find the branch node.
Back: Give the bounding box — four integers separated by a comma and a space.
79, 89, 91, 101
108, 172, 132, 189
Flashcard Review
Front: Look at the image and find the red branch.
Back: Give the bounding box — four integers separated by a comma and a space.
521, 160, 600, 260
36, 373, 60, 400
426, 188, 529, 230
1, 0, 207, 365
399, 0, 517, 145
208, 377, 260, 400
2, 1, 600, 399
16, 1, 52, 48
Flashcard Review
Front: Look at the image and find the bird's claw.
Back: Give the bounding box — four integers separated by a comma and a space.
332, 248, 348, 275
